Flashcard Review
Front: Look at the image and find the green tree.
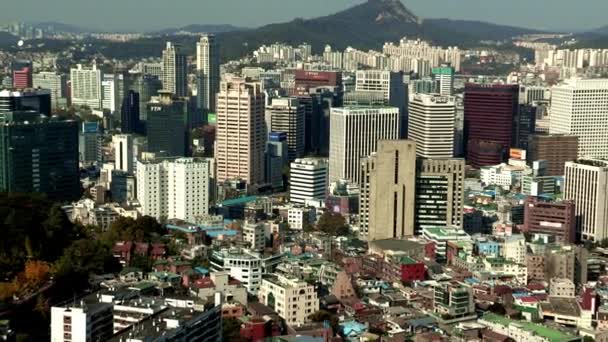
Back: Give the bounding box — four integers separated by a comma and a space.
54, 239, 120, 284
317, 211, 348, 236
222, 318, 244, 342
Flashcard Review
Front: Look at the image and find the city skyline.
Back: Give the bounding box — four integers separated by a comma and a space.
1, 0, 608, 32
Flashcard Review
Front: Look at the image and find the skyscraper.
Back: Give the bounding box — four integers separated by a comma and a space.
527, 134, 578, 176
11, 60, 32, 89
265, 132, 288, 190
215, 79, 265, 186
0, 89, 51, 116
130, 74, 162, 123
196, 34, 220, 114
414, 158, 465, 234
146, 91, 188, 157
329, 106, 400, 184
550, 79, 608, 159
32, 72, 67, 110
359, 140, 417, 240
564, 160, 608, 242
408, 93, 455, 158
161, 42, 187, 97
113, 134, 134, 175
266, 97, 305, 161
464, 84, 519, 168
289, 158, 328, 205
121, 90, 140, 134
78, 121, 102, 166
70, 64, 102, 109
431, 65, 455, 96
0, 111, 80, 201
101, 73, 126, 115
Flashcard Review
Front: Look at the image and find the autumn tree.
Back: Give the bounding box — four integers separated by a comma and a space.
316, 211, 349, 236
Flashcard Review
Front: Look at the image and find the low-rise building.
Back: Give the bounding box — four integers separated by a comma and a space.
258, 274, 319, 325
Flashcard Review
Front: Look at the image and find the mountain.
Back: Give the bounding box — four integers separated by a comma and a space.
31, 21, 94, 34
155, 24, 244, 35
424, 18, 543, 41
0, 32, 19, 48
590, 25, 608, 36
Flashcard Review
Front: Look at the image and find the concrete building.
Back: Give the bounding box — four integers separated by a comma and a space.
502, 234, 527, 264
195, 271, 248, 306
265, 132, 288, 190
289, 158, 328, 205
215, 79, 265, 186
210, 248, 284, 294
422, 226, 470, 261
259, 274, 319, 325
70, 64, 102, 109
550, 278, 576, 298
243, 221, 265, 252
196, 34, 220, 113
360, 140, 416, 240
146, 91, 189, 157
161, 42, 187, 97
51, 301, 113, 342
287, 206, 315, 230
0, 88, 51, 116
527, 134, 578, 176
101, 73, 125, 114
136, 157, 213, 222
329, 106, 400, 184
545, 244, 588, 286
112, 134, 134, 175
78, 121, 102, 166
564, 160, 608, 242
408, 93, 455, 158
523, 197, 576, 243
32, 72, 66, 109
550, 79, 608, 159
432, 65, 455, 96
433, 281, 475, 320
266, 97, 305, 161
414, 158, 465, 234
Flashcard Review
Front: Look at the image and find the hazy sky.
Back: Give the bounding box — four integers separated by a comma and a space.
1, 0, 607, 32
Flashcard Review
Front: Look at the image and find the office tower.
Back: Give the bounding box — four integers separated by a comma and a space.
146, 91, 188, 157
161, 42, 187, 97
415, 158, 465, 234
51, 302, 113, 342
550, 79, 608, 159
121, 90, 140, 134
431, 65, 455, 96
0, 111, 80, 201
259, 274, 319, 325
454, 95, 465, 157
139, 62, 163, 79
196, 34, 220, 113
113, 134, 134, 174
136, 157, 212, 222
408, 93, 455, 158
524, 197, 576, 243
329, 106, 400, 184
293, 70, 342, 93
0, 89, 51, 116
215, 79, 265, 186
101, 73, 125, 114
70, 64, 102, 109
355, 70, 407, 137
130, 74, 162, 122
32, 72, 67, 109
519, 86, 549, 105
464, 84, 519, 168
359, 140, 416, 240
110, 170, 136, 203
564, 160, 608, 242
299, 87, 340, 155
289, 158, 328, 205
513, 104, 537, 149
265, 132, 288, 190
78, 121, 102, 166
11, 60, 32, 89
266, 97, 305, 161
527, 134, 578, 176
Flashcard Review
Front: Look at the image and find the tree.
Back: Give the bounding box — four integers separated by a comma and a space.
24, 260, 51, 288
54, 239, 120, 285
102, 216, 164, 244
222, 318, 244, 342
317, 211, 347, 236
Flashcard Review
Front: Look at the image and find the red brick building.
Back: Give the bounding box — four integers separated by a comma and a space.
400, 257, 426, 282
523, 197, 576, 243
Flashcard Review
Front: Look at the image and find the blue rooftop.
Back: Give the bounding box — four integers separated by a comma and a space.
194, 267, 209, 275
220, 196, 259, 207
206, 229, 238, 238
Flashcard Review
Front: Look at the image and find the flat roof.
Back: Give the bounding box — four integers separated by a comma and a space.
481, 313, 577, 342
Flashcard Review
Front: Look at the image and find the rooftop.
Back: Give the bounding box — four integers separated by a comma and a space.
481, 313, 576, 342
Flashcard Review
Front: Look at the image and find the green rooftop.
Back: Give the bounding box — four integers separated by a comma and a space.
481, 313, 576, 342
400, 256, 418, 265
221, 195, 259, 207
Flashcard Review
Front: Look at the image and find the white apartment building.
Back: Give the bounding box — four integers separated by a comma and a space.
502, 234, 527, 265
161, 42, 187, 97
564, 160, 608, 242
196, 34, 220, 112
210, 249, 284, 294
549, 278, 576, 298
51, 302, 113, 342
136, 157, 212, 222
258, 274, 319, 325
70, 64, 101, 109
215, 78, 265, 186
243, 222, 265, 252
408, 93, 455, 158
550, 79, 608, 159
480, 163, 527, 189
287, 206, 315, 230
289, 158, 328, 204
329, 106, 400, 183
112, 134, 134, 174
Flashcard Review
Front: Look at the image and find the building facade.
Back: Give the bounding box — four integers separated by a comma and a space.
196, 34, 220, 114
527, 134, 578, 176
408, 93, 455, 158
161, 42, 187, 97
523, 197, 576, 243
70, 64, 102, 109
259, 275, 319, 325
289, 158, 328, 205
266, 97, 305, 161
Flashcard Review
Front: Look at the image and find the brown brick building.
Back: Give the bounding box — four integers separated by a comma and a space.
523, 197, 576, 243
527, 134, 578, 176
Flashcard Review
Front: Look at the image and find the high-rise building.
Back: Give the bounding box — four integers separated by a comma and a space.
70, 64, 102, 109
146, 91, 188, 157
355, 70, 407, 137
289, 158, 328, 205
564, 160, 608, 242
78, 121, 102, 166
359, 140, 416, 240
464, 84, 519, 168
130, 74, 162, 122
120, 90, 140, 134
265, 132, 288, 190
196, 34, 220, 113
32, 72, 67, 109
100, 73, 125, 115
266, 97, 305, 161
527, 134, 578, 176
136, 157, 213, 222
215, 79, 265, 186
550, 79, 608, 159
0, 111, 80, 201
523, 197, 576, 243
0, 89, 51, 116
113, 134, 134, 175
513, 104, 537, 150
431, 65, 455, 96
408, 93, 455, 158
329, 106, 400, 184
11, 60, 32, 89
161, 42, 187, 97
415, 158, 465, 235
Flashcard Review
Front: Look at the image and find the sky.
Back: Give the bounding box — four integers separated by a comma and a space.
1, 0, 607, 32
